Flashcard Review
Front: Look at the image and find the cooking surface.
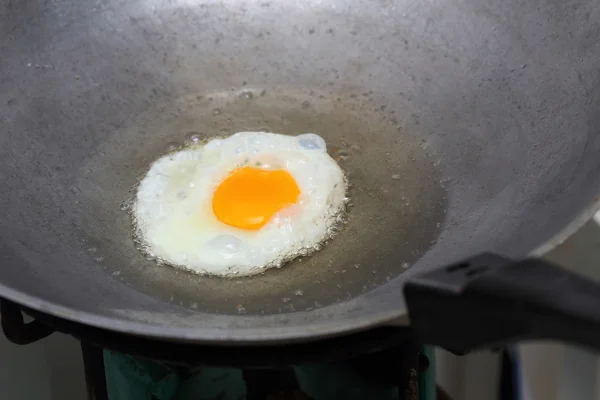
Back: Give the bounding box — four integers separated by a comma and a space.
80, 89, 446, 315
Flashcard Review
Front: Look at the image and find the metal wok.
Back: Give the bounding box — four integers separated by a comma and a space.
1, 0, 600, 351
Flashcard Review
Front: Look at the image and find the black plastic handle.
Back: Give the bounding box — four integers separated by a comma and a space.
404, 253, 600, 354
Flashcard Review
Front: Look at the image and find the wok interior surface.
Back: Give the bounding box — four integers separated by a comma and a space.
91, 89, 447, 315
0, 0, 599, 342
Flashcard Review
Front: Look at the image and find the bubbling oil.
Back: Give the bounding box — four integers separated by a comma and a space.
121, 130, 351, 278
81, 87, 447, 315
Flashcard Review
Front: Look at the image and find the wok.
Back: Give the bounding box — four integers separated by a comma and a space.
2, 0, 600, 351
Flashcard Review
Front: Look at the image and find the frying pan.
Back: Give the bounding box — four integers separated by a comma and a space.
2, 0, 600, 352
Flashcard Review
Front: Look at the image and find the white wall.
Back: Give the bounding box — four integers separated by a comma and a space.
0, 331, 85, 400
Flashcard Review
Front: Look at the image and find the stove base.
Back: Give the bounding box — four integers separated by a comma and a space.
0, 299, 436, 399
86, 343, 433, 400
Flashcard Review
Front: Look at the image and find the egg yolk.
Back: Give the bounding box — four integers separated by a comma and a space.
212, 166, 300, 230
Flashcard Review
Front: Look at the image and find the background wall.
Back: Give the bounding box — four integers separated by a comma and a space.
0, 330, 85, 400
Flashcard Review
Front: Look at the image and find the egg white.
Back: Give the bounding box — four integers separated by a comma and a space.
133, 131, 347, 277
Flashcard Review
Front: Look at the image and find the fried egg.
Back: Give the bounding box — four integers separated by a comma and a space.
133, 131, 347, 277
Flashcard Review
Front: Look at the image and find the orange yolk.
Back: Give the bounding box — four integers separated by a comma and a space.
212, 166, 300, 230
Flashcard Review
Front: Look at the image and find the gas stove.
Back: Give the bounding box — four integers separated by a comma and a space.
1, 298, 435, 400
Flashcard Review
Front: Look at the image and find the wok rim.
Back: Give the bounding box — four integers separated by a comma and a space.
1, 199, 599, 345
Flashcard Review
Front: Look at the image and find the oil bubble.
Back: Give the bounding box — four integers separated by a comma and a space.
333, 149, 350, 161
185, 132, 203, 145
165, 142, 181, 152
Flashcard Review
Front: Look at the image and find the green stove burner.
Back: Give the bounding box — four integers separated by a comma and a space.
103, 347, 435, 400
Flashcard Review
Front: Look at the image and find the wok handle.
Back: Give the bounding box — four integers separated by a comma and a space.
404, 254, 600, 354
